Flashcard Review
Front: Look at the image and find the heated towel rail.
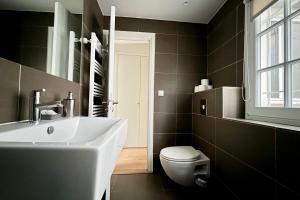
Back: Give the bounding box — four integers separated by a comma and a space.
88, 32, 107, 117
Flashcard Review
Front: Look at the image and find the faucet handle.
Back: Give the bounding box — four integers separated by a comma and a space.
33, 88, 46, 96
34, 88, 46, 93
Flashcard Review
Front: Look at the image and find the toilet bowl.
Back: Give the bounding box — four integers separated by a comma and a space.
159, 146, 210, 187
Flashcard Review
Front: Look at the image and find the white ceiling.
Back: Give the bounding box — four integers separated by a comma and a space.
98, 0, 227, 24
0, 0, 83, 14
0, 0, 227, 24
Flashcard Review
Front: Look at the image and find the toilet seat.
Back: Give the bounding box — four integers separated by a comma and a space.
160, 146, 201, 162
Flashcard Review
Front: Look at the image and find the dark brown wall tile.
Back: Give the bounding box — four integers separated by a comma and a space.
208, 64, 237, 88
215, 88, 223, 118
207, 10, 237, 54
177, 74, 204, 94
207, 38, 237, 73
178, 36, 206, 55
19, 66, 80, 120
177, 94, 192, 113
155, 53, 177, 73
277, 184, 300, 200
175, 133, 192, 146
177, 22, 206, 36
207, 0, 244, 89
177, 114, 192, 133
216, 149, 276, 200
237, 3, 245, 33
277, 128, 300, 193
153, 134, 176, 154
20, 26, 48, 47
154, 113, 176, 133
140, 19, 177, 34
237, 31, 244, 61
216, 119, 275, 177
193, 114, 215, 144
208, 0, 241, 34
155, 34, 177, 53
154, 94, 176, 113
19, 46, 47, 72
115, 17, 141, 31
178, 55, 207, 74
80, 84, 89, 116
0, 58, 20, 123
236, 60, 244, 87
154, 73, 177, 94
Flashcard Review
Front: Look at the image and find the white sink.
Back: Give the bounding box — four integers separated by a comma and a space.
0, 117, 128, 200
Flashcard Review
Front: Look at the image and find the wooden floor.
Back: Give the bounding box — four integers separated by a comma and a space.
113, 148, 148, 174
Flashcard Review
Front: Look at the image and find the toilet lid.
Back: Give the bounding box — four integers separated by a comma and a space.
160, 146, 201, 162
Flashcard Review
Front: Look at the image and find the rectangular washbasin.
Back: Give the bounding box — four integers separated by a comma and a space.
0, 117, 128, 200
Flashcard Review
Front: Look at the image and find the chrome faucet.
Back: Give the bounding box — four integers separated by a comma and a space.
31, 88, 63, 122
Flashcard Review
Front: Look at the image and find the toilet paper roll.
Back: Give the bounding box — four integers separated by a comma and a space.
207, 85, 213, 90
201, 79, 209, 86
194, 86, 199, 93
198, 85, 208, 92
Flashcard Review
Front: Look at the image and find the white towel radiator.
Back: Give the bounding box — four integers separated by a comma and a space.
88, 32, 106, 117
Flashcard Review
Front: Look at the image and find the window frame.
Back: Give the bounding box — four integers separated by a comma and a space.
245, 0, 300, 126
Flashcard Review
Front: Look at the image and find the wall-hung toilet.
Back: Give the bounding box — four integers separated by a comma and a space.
160, 146, 210, 187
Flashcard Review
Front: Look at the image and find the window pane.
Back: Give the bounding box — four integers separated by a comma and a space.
292, 63, 300, 107
291, 0, 300, 14
256, 0, 284, 33
290, 14, 300, 60
258, 24, 284, 69
260, 67, 284, 107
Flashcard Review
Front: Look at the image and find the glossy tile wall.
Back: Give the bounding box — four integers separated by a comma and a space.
193, 0, 300, 199
193, 89, 300, 199
0, 11, 54, 72
207, 0, 244, 88
103, 17, 207, 170
0, 57, 80, 123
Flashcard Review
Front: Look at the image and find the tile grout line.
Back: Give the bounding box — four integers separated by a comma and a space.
207, 29, 244, 57
156, 52, 207, 57
235, 4, 238, 87
175, 30, 179, 145
215, 146, 276, 183
274, 128, 278, 183
207, 58, 244, 75
214, 90, 217, 172
213, 174, 241, 200
195, 132, 283, 189
17, 64, 22, 120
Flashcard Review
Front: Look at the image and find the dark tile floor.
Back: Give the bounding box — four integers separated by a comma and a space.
110, 172, 237, 200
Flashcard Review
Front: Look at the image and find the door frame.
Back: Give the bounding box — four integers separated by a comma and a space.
115, 31, 155, 172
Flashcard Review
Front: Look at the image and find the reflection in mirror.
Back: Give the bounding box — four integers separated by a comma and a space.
0, 0, 83, 83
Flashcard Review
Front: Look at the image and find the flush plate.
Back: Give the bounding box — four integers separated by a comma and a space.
200, 99, 207, 116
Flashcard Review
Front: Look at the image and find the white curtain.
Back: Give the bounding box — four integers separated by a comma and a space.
242, 0, 252, 101
250, 0, 278, 19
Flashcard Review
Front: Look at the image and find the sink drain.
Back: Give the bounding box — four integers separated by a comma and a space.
47, 126, 54, 134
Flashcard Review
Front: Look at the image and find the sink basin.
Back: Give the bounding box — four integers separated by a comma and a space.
0, 117, 128, 200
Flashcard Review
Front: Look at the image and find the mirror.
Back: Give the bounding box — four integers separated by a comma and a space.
0, 0, 83, 83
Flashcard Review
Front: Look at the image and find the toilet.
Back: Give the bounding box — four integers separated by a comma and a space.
159, 146, 210, 187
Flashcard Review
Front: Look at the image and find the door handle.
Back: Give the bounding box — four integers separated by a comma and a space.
112, 101, 119, 105
102, 100, 119, 105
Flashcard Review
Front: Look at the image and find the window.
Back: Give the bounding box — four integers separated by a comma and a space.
246, 0, 300, 126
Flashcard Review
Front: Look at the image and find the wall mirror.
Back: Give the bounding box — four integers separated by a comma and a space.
0, 0, 83, 83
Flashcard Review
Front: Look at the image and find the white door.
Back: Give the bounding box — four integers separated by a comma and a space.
107, 6, 116, 117
114, 42, 149, 147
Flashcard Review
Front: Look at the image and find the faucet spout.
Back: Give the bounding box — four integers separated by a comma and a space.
36, 101, 63, 110
31, 89, 63, 122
